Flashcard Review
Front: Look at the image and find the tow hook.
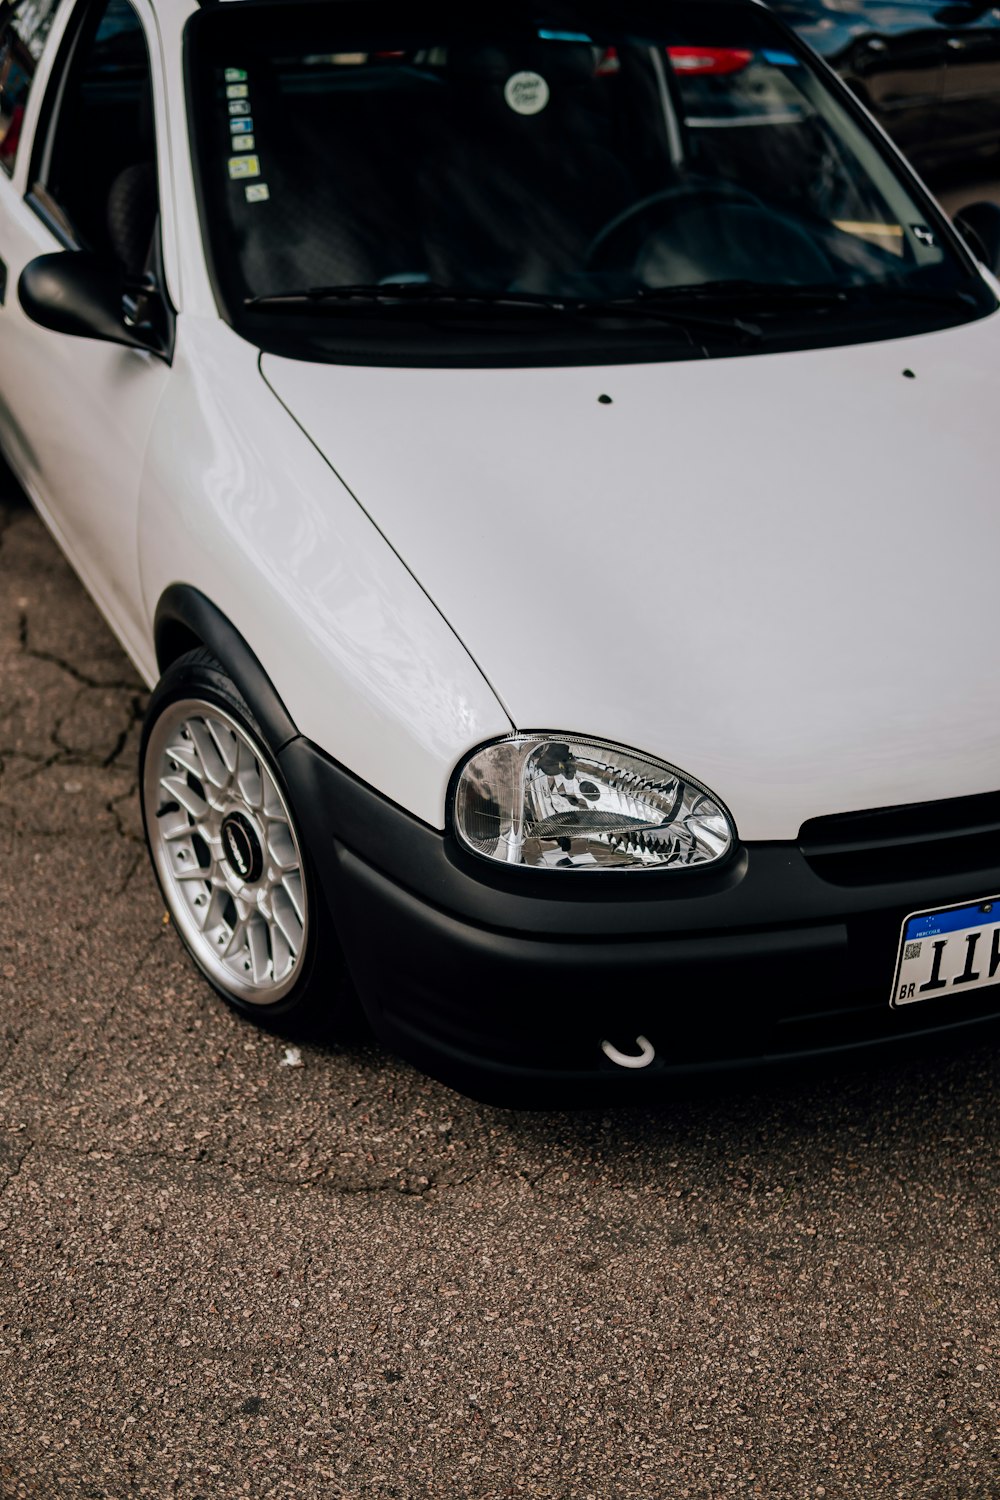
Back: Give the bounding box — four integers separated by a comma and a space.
601, 1035, 656, 1070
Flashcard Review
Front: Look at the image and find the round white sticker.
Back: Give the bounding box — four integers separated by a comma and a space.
504, 71, 550, 116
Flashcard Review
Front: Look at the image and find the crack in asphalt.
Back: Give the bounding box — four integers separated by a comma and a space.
107, 781, 145, 848
0, 747, 58, 768
0, 749, 66, 789
8, 1137, 485, 1200
1, 608, 149, 843
0, 1140, 35, 1204
0, 704, 145, 805
16, 608, 145, 694
115, 847, 148, 894
58, 930, 166, 1102
49, 689, 146, 770
97, 712, 141, 769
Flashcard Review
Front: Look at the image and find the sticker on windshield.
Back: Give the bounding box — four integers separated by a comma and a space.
245, 183, 269, 203
230, 117, 254, 134
224, 67, 247, 83
231, 135, 255, 151
226, 83, 249, 100
228, 99, 251, 117
228, 154, 260, 179
504, 71, 550, 116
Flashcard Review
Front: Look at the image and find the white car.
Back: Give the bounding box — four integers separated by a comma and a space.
3, 0, 1000, 1103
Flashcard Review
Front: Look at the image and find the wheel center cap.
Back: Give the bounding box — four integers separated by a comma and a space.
221, 811, 264, 885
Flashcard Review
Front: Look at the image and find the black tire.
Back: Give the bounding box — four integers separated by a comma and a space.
139, 647, 350, 1031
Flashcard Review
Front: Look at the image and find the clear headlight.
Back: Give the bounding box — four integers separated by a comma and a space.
453, 735, 734, 871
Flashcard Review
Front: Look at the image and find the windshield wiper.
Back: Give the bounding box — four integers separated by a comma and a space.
244, 282, 761, 344
580, 291, 760, 341
850, 280, 980, 311
633, 279, 851, 307
637, 278, 980, 312
245, 282, 576, 313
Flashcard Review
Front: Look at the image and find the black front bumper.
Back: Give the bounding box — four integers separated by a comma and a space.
279, 738, 1000, 1105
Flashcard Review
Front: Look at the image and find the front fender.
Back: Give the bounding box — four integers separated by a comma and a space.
138, 318, 511, 827
153, 582, 299, 751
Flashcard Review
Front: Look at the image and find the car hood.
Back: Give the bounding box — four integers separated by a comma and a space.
262, 317, 1000, 841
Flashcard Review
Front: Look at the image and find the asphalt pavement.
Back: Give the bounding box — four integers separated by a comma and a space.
0, 460, 997, 1499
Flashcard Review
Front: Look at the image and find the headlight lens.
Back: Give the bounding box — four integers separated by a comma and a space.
453, 735, 734, 871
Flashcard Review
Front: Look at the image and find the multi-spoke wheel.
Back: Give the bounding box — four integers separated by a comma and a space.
140, 649, 337, 1021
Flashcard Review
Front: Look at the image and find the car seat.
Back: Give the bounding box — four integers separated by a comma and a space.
106, 160, 157, 278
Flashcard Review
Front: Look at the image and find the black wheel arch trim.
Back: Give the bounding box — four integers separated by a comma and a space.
153, 584, 299, 751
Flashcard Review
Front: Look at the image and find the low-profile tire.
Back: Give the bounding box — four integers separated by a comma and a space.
139, 647, 347, 1029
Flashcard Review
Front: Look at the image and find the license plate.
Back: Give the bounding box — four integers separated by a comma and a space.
891, 896, 1000, 1007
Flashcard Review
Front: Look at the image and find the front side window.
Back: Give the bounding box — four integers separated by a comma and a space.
37, 0, 158, 273
186, 1, 995, 366
0, 0, 60, 173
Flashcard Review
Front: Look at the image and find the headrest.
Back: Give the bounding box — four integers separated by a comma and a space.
106, 161, 157, 277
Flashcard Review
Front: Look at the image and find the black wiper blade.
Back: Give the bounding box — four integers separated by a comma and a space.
579, 292, 761, 342
244, 280, 761, 343
244, 282, 576, 313
856, 280, 980, 311
640, 278, 979, 312
637, 279, 850, 307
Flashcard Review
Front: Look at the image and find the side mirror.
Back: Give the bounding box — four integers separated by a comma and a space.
18, 251, 169, 357
952, 200, 1000, 276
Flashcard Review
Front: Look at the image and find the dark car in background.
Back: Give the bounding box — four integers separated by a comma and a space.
770, 0, 1000, 192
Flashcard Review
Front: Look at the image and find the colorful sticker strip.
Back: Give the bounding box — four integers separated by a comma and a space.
224, 67, 268, 202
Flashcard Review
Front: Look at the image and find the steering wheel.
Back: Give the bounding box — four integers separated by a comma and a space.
584, 178, 770, 272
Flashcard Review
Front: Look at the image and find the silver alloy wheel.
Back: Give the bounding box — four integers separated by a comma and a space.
143, 698, 308, 1005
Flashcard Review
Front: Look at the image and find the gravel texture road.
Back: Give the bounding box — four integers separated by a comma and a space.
0, 463, 997, 1499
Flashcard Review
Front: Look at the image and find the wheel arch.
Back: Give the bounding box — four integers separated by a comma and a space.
153, 583, 299, 751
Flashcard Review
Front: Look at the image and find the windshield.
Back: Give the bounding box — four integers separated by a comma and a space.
186, 0, 995, 365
